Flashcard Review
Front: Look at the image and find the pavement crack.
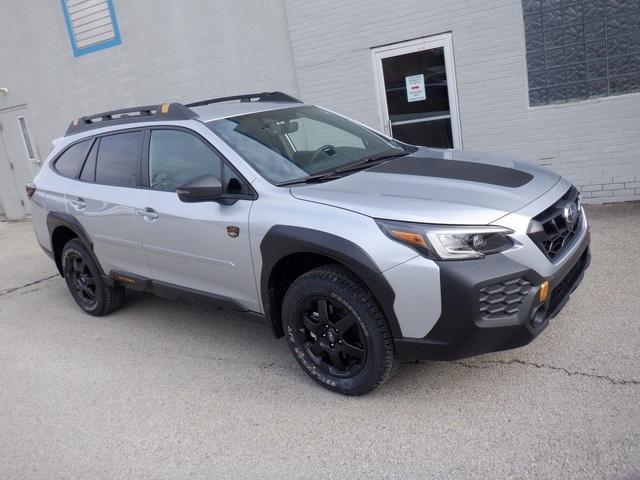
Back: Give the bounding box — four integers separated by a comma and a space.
0, 274, 58, 297
451, 358, 640, 386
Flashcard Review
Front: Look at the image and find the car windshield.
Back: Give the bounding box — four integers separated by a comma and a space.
206, 105, 412, 184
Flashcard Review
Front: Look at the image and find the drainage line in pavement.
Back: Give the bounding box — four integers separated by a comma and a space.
0, 274, 58, 297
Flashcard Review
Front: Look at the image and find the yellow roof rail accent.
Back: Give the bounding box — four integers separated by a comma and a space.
160, 103, 169, 114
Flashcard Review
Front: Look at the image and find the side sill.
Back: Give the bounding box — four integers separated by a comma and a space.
107, 270, 266, 324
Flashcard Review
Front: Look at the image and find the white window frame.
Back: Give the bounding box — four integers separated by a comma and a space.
371, 33, 463, 149
16, 116, 39, 163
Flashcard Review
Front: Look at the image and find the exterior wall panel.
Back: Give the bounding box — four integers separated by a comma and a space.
0, 0, 638, 215
284, 0, 640, 202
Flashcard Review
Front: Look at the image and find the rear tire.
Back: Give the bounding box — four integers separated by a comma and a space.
61, 239, 125, 316
281, 264, 394, 395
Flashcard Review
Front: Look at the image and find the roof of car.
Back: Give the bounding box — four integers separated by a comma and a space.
63, 92, 304, 137
190, 101, 304, 123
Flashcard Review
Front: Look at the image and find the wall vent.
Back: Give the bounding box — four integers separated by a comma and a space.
61, 0, 121, 57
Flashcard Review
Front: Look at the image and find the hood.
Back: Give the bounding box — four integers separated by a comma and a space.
290, 148, 560, 225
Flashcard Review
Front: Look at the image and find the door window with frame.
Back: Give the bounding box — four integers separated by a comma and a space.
148, 130, 222, 192
95, 131, 142, 187
381, 48, 452, 147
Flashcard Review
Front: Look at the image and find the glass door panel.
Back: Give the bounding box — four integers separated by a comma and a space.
373, 34, 462, 149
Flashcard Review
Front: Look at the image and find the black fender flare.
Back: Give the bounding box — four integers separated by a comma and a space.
259, 225, 401, 338
46, 212, 100, 276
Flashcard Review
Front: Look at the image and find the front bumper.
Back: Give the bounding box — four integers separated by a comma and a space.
395, 228, 590, 361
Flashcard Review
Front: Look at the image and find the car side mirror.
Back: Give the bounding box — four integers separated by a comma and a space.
176, 175, 225, 203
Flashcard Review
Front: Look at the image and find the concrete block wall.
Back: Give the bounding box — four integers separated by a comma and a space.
283, 0, 640, 203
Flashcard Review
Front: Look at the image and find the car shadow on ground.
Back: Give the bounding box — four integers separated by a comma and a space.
115, 288, 481, 396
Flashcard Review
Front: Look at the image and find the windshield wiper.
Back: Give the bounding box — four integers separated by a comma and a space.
275, 150, 409, 187
334, 151, 409, 173
275, 171, 343, 186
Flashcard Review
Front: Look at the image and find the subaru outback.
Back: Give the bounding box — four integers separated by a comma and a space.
29, 92, 590, 395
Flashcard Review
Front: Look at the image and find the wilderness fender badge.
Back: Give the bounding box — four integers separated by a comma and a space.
226, 226, 240, 238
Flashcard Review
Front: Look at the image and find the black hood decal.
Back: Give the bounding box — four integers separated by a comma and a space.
368, 156, 533, 188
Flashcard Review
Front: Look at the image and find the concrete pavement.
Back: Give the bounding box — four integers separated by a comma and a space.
0, 203, 638, 479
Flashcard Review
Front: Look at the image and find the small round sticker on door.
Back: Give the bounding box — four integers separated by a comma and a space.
226, 226, 240, 238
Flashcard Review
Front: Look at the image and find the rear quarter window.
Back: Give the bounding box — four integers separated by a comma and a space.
53, 139, 93, 178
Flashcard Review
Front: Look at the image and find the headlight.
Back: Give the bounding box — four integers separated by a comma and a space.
376, 219, 514, 260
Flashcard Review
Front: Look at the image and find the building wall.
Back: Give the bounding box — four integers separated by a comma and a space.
1, 0, 638, 218
0, 0, 299, 218
284, 0, 640, 203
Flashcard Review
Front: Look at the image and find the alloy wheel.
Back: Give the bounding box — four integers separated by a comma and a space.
294, 296, 367, 378
66, 251, 97, 307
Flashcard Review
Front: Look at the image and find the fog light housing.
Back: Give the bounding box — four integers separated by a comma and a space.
530, 306, 547, 328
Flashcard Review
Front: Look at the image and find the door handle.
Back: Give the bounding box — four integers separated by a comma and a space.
69, 198, 87, 210
137, 207, 159, 220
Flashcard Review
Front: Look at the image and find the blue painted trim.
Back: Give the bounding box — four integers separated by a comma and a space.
60, 0, 122, 57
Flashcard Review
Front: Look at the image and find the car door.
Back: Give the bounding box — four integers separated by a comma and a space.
66, 130, 152, 278
135, 128, 259, 312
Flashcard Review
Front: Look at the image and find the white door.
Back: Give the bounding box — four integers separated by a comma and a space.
0, 107, 40, 218
372, 33, 462, 149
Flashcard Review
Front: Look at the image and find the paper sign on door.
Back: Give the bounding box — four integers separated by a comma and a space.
405, 74, 426, 102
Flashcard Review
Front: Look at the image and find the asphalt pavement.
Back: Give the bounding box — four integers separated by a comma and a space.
0, 203, 638, 479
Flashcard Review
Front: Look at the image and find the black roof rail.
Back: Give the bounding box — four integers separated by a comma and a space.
65, 102, 198, 136
185, 91, 302, 108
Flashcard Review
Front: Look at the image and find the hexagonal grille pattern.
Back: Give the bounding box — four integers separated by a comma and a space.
528, 186, 581, 261
539, 214, 581, 259
479, 277, 532, 320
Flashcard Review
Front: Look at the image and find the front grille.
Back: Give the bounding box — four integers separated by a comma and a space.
479, 277, 532, 320
549, 249, 590, 316
528, 186, 581, 261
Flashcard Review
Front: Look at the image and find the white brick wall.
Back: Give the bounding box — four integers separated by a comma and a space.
283, 0, 640, 203
1, 0, 638, 216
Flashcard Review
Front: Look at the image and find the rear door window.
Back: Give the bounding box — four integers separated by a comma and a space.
54, 139, 93, 178
79, 139, 98, 182
95, 131, 143, 188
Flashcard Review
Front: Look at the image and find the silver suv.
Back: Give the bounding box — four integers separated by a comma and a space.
29, 92, 590, 395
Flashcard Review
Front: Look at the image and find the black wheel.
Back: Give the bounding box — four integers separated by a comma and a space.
61, 239, 125, 316
282, 265, 394, 395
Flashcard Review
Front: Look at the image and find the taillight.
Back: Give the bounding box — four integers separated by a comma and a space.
26, 182, 36, 200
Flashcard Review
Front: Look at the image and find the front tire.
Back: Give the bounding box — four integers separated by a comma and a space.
281, 265, 395, 395
61, 239, 125, 316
